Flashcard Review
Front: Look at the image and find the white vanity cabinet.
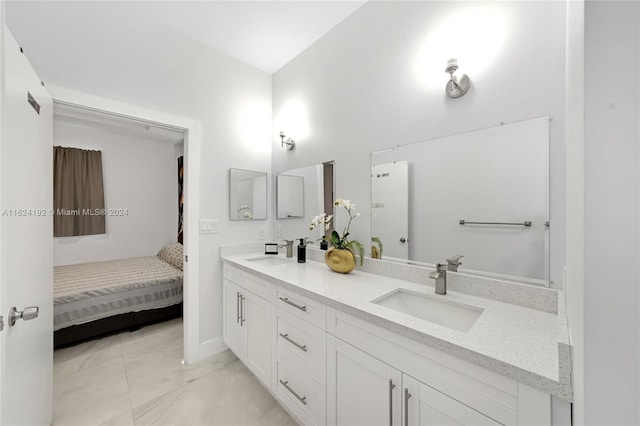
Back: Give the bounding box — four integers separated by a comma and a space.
221, 259, 567, 426
273, 287, 327, 425
403, 374, 501, 426
326, 308, 552, 426
327, 335, 502, 426
222, 265, 272, 387
327, 336, 402, 426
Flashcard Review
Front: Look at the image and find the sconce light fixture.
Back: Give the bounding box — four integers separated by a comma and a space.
445, 58, 471, 98
279, 131, 295, 150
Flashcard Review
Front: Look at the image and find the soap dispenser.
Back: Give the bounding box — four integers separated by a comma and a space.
297, 238, 308, 263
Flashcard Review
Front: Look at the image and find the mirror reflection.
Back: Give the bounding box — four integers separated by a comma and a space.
276, 174, 305, 219
371, 117, 549, 282
276, 162, 334, 241
229, 168, 267, 220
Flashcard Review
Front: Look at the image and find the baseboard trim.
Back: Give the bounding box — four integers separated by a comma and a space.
197, 336, 228, 361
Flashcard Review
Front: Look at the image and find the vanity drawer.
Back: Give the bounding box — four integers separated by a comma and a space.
223, 264, 271, 300
276, 310, 326, 383
275, 357, 326, 426
276, 287, 326, 329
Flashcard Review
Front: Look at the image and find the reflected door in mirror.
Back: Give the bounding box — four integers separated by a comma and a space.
372, 161, 409, 259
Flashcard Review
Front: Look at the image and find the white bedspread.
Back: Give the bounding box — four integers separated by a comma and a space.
54, 256, 183, 330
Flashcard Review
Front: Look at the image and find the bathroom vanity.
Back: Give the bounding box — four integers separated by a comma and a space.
220, 246, 572, 426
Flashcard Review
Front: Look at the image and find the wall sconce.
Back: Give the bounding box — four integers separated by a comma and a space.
445, 58, 471, 98
279, 131, 295, 150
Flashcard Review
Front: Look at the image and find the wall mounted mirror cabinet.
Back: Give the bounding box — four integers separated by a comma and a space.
229, 168, 267, 220
275, 162, 334, 241
371, 117, 550, 284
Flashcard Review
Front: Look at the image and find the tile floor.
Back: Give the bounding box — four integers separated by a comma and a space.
53, 319, 297, 426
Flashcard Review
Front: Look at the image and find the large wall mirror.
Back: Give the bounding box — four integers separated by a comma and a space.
229, 168, 267, 220
276, 174, 305, 219
371, 117, 550, 283
276, 162, 334, 241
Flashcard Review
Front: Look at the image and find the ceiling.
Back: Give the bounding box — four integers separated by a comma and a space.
6, 1, 367, 74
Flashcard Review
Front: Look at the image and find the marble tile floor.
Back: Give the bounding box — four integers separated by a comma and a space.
53, 319, 297, 426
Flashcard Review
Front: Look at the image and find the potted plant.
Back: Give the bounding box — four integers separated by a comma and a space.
310, 199, 364, 274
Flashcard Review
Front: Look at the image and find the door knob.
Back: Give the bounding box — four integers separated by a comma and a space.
8, 306, 39, 327
399, 237, 407, 243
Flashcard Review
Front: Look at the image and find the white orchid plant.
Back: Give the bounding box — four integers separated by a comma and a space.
310, 198, 365, 265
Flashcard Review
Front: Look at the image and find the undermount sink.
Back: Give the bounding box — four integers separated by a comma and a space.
245, 255, 291, 267
372, 289, 483, 332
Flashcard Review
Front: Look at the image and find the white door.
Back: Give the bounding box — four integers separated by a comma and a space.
0, 28, 53, 425
327, 337, 402, 426
371, 161, 409, 259
403, 374, 500, 426
222, 279, 245, 357
244, 291, 271, 386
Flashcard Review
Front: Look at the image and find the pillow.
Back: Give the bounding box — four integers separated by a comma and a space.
157, 242, 183, 271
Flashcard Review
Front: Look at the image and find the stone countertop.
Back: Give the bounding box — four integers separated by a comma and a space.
220, 252, 572, 401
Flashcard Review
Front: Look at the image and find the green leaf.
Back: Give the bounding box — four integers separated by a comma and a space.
371, 236, 383, 257
345, 240, 365, 266
331, 230, 341, 245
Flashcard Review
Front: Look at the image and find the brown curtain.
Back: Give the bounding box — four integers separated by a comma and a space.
53, 146, 106, 237
177, 156, 184, 244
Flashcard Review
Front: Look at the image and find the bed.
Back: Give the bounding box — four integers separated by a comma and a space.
53, 243, 184, 348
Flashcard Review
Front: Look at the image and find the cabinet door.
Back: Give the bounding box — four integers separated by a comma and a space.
327, 336, 402, 426
403, 374, 501, 426
223, 279, 245, 358
244, 291, 272, 386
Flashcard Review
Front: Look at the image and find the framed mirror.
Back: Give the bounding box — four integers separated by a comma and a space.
371, 117, 550, 283
276, 174, 304, 219
275, 162, 334, 241
229, 168, 267, 220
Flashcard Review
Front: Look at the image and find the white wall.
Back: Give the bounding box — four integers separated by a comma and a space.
581, 1, 640, 423
53, 120, 180, 266
272, 0, 567, 288
5, 2, 272, 353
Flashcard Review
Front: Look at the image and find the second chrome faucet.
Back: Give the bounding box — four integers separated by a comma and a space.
429, 255, 464, 295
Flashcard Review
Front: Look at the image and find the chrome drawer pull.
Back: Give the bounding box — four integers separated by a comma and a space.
279, 297, 307, 312
389, 379, 396, 426
236, 292, 241, 323
279, 333, 308, 352
240, 294, 246, 326
279, 380, 307, 405
404, 388, 411, 426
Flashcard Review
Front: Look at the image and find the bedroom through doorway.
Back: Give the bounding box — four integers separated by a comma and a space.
51, 102, 187, 353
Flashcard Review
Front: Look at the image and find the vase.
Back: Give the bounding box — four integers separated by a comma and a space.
324, 247, 356, 274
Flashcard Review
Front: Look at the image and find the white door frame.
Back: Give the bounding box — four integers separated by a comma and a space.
49, 85, 202, 364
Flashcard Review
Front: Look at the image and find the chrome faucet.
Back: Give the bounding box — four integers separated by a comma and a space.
446, 255, 464, 272
280, 240, 294, 258
429, 263, 448, 295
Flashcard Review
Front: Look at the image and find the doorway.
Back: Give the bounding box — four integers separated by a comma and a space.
51, 95, 201, 364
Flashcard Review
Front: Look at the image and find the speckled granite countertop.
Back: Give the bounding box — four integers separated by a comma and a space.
221, 251, 572, 401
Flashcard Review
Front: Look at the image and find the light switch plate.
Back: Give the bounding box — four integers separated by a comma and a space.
200, 219, 219, 234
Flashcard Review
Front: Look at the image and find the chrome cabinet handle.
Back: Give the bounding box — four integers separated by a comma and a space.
389, 379, 396, 426
279, 297, 307, 312
400, 237, 407, 243
404, 388, 411, 426
8, 306, 39, 327
236, 292, 241, 324
279, 380, 307, 405
279, 333, 308, 352
240, 295, 246, 326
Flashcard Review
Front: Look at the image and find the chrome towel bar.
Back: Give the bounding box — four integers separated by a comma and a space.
459, 220, 532, 227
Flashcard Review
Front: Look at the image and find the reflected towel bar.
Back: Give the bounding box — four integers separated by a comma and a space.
459, 220, 532, 227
